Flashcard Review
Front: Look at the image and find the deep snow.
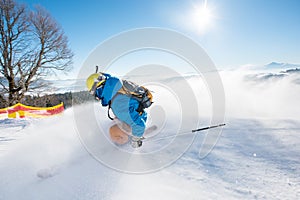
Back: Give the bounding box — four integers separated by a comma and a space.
0, 68, 300, 200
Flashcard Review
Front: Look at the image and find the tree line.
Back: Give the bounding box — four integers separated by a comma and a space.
0, 91, 95, 109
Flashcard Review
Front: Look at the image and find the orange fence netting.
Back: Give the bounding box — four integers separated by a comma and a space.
0, 102, 64, 119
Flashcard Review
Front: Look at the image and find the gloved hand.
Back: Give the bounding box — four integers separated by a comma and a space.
131, 136, 143, 148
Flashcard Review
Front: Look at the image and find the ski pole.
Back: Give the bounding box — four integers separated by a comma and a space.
145, 123, 226, 142
191, 123, 226, 132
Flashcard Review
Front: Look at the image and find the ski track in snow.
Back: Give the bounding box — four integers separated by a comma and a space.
0, 108, 299, 200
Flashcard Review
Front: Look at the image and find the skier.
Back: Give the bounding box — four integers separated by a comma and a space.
86, 72, 152, 148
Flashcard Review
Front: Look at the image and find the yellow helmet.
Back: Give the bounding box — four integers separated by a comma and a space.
86, 73, 106, 93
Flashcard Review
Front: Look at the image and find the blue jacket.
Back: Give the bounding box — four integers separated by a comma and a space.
95, 73, 147, 137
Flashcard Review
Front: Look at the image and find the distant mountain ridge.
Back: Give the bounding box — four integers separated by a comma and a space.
264, 62, 300, 69
245, 63, 300, 84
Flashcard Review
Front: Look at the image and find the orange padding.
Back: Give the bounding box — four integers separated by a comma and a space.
0, 102, 64, 118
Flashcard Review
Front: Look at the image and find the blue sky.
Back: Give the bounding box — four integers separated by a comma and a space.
19, 0, 300, 75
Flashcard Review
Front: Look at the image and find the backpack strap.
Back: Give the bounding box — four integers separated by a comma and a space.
107, 93, 119, 120
136, 103, 144, 114
107, 101, 114, 120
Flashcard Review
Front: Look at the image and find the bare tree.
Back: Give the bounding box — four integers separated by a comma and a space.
0, 0, 73, 106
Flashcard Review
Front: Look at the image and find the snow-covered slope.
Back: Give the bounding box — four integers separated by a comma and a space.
0, 68, 300, 199
0, 109, 299, 199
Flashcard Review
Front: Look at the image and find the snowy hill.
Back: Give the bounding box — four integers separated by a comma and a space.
0, 69, 300, 199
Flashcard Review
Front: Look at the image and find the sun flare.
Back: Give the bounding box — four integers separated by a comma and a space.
190, 1, 215, 34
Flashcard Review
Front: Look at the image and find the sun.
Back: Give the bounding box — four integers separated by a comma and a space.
190, 1, 215, 34
174, 0, 217, 35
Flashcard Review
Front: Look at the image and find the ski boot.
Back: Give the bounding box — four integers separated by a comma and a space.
131, 136, 143, 148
